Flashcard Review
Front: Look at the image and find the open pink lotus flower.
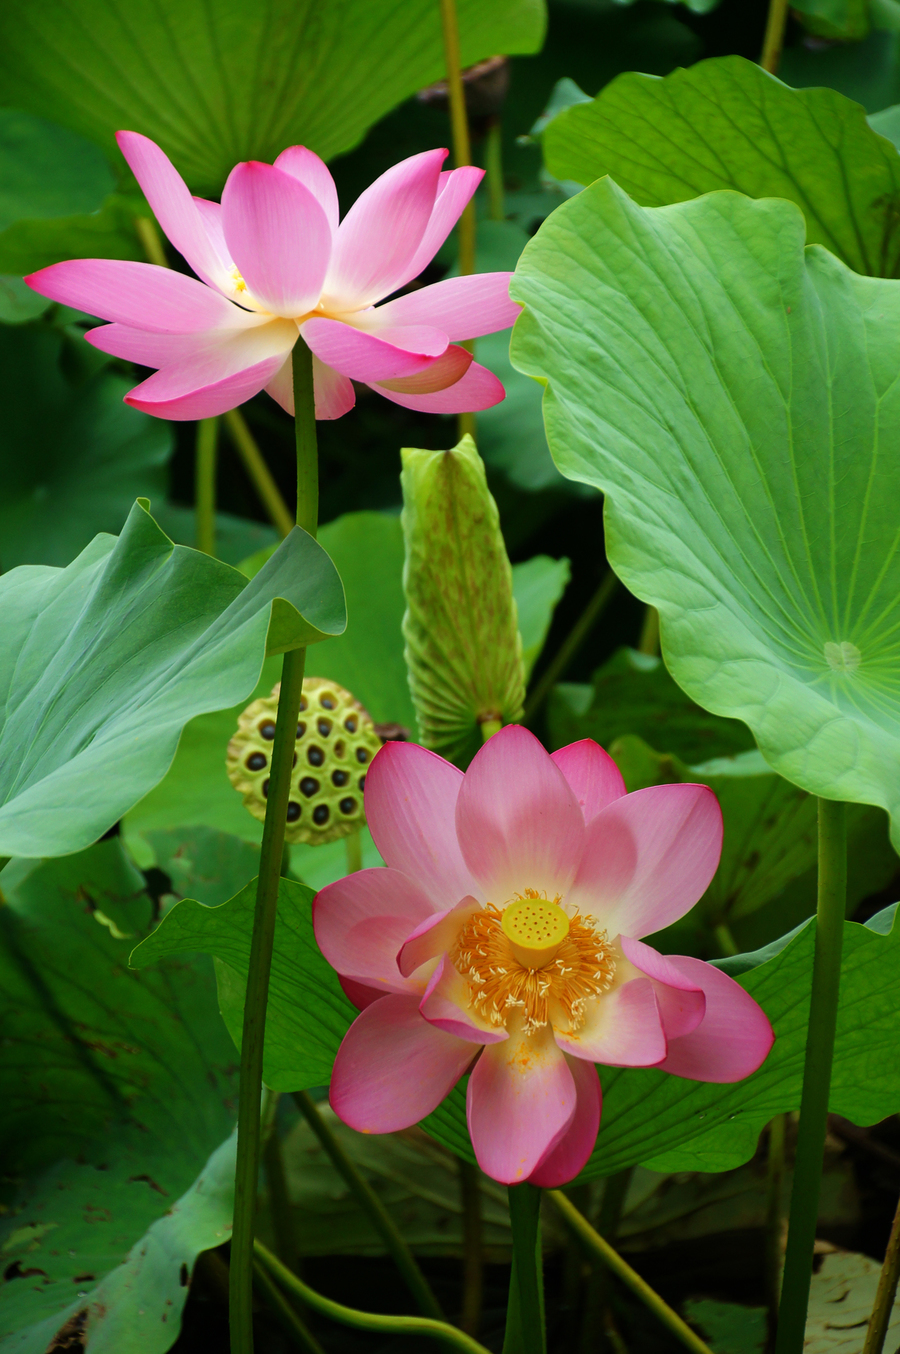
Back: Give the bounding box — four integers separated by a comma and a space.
25, 133, 520, 421
314, 726, 774, 1187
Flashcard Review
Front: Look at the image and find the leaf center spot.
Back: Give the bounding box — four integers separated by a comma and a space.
824, 641, 861, 674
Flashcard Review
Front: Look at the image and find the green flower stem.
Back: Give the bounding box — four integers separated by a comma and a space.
637, 603, 660, 657
760, 0, 790, 74
485, 120, 505, 222
134, 215, 168, 268
765, 1114, 787, 1330
292, 1089, 444, 1319
459, 1160, 484, 1335
863, 1190, 900, 1354
253, 1260, 326, 1354
254, 1240, 492, 1354
503, 1184, 546, 1354
523, 569, 619, 722
437, 0, 475, 278
547, 1189, 715, 1354
775, 798, 847, 1354
438, 0, 477, 441
344, 830, 363, 874
229, 339, 320, 1354
714, 922, 740, 958
223, 409, 295, 539
195, 416, 219, 556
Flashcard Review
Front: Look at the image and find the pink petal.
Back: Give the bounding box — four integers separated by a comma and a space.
301, 317, 445, 380
262, 352, 356, 419
566, 783, 723, 940
192, 197, 234, 272
528, 1055, 601, 1188
274, 146, 340, 235
264, 354, 295, 414
420, 955, 508, 1045
653, 955, 775, 1083
339, 976, 384, 1011
25, 259, 239, 332
455, 725, 585, 902
125, 351, 290, 420
618, 936, 706, 1039
116, 131, 229, 291
85, 315, 269, 365
314, 866, 434, 995
466, 1023, 577, 1184
120, 318, 298, 420
554, 977, 667, 1066
397, 897, 481, 978
377, 345, 472, 395
373, 360, 504, 413
364, 742, 478, 910
371, 274, 520, 341
551, 740, 627, 824
396, 166, 484, 288
222, 161, 332, 315
323, 148, 447, 308
330, 994, 475, 1132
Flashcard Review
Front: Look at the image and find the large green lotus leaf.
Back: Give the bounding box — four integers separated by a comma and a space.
424, 907, 900, 1175
0, 108, 112, 232
0, 0, 544, 196
0, 501, 344, 858
130, 876, 355, 1091
548, 647, 755, 763
0, 840, 238, 1351
0, 327, 171, 568
542, 55, 900, 277
511, 182, 900, 843
122, 512, 567, 860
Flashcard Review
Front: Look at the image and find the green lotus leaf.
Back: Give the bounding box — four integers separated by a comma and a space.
542, 54, 900, 276
510, 180, 900, 842
0, 500, 345, 858
0, 0, 545, 196
0, 840, 237, 1352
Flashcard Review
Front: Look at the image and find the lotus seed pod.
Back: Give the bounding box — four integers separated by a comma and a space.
226, 677, 382, 845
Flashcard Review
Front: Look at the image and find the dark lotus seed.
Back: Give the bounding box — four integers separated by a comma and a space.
339, 797, 356, 815
259, 720, 276, 740
299, 697, 308, 712
356, 747, 369, 764
262, 778, 270, 797
296, 721, 306, 739
332, 769, 349, 787
345, 715, 358, 733
307, 745, 324, 767
317, 718, 331, 737
313, 804, 330, 825
246, 752, 267, 771
334, 739, 346, 758
286, 802, 301, 822
300, 777, 319, 797
358, 775, 366, 792
320, 695, 335, 709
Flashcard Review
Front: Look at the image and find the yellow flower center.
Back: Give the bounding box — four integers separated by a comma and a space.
450, 889, 616, 1037
230, 265, 247, 293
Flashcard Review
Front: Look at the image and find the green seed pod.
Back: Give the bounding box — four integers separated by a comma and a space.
226, 676, 382, 845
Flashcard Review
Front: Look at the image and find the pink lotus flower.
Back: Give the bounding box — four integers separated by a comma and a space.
314, 727, 774, 1186
25, 134, 520, 421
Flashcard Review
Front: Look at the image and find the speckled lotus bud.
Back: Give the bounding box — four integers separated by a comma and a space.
226, 677, 382, 844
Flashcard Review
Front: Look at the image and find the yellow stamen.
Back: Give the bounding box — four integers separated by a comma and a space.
230, 265, 247, 293
450, 891, 616, 1037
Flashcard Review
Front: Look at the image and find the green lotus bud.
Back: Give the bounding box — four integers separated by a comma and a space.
226, 677, 381, 844
401, 434, 525, 767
